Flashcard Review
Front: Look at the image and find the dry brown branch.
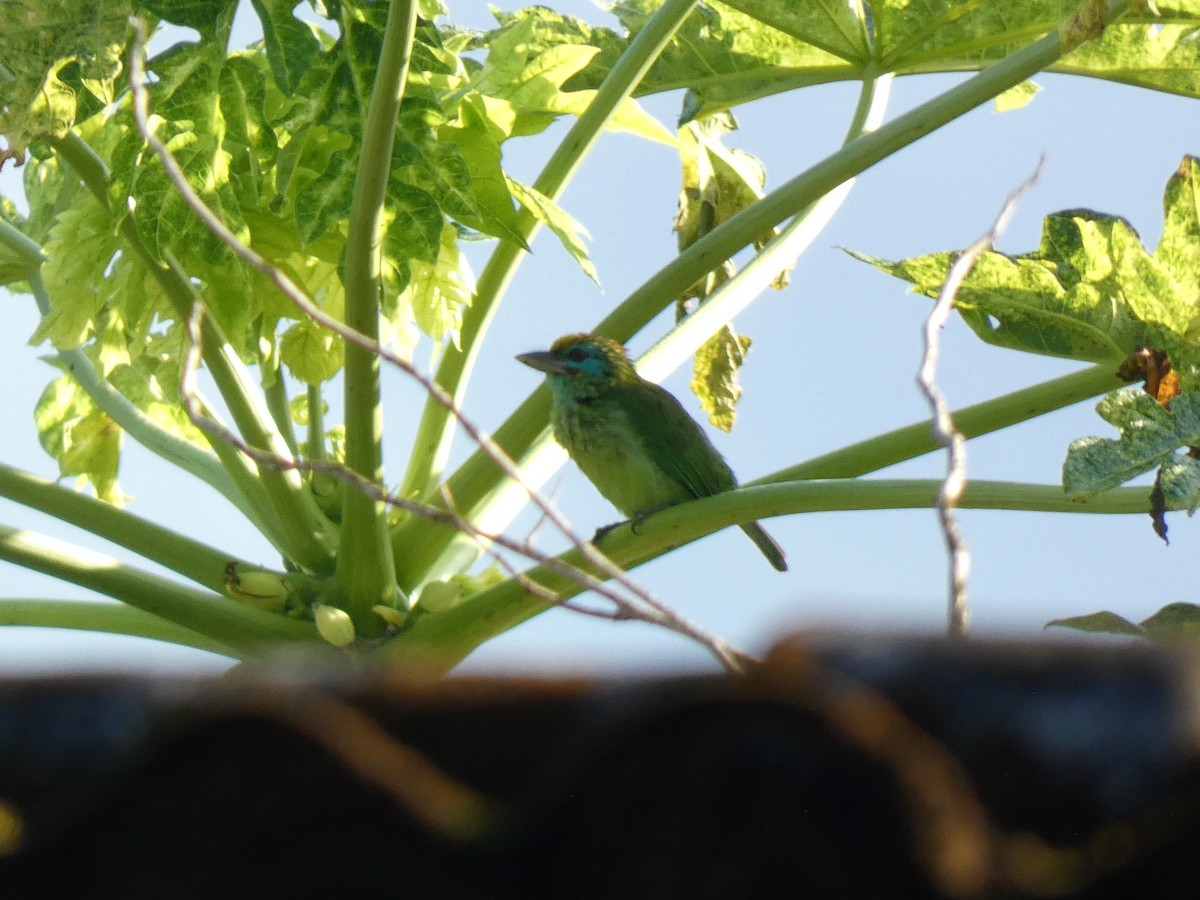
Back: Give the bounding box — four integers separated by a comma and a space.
918, 158, 1044, 638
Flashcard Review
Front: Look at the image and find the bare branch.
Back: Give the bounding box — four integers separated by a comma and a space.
918, 158, 1045, 638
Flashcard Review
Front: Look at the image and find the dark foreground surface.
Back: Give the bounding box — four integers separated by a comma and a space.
1, 637, 1198, 898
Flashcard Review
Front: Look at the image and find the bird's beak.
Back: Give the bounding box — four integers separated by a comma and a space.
516, 350, 571, 376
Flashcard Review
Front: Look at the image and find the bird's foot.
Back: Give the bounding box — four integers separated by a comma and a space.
592, 521, 625, 543
592, 511, 653, 544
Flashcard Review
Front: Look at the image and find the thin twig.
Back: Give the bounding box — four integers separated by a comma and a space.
918, 157, 1045, 638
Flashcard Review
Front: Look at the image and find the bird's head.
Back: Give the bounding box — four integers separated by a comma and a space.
516, 333, 636, 392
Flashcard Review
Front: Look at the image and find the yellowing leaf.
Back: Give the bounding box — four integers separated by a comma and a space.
994, 80, 1041, 112
402, 221, 475, 347
506, 176, 599, 288
691, 326, 751, 432
280, 318, 344, 384
32, 193, 119, 350
35, 375, 124, 504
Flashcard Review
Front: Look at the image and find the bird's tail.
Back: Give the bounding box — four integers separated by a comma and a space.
739, 522, 787, 572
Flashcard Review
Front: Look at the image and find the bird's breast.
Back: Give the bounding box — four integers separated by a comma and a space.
551, 398, 689, 517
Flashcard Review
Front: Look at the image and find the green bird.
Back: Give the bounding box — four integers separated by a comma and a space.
517, 333, 787, 572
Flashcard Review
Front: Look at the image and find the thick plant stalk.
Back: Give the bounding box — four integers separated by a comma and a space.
0, 463, 245, 594
0, 526, 318, 652
386, 477, 1154, 672
0, 599, 237, 656
335, 0, 417, 635
762, 365, 1124, 483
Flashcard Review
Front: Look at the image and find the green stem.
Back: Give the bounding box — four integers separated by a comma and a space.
412, 0, 1128, 569
0, 462, 249, 593
0, 217, 46, 266
335, 0, 416, 634
393, 0, 700, 517
385, 477, 1152, 673
0, 525, 318, 653
306, 383, 326, 460
49, 133, 336, 573
0, 598, 237, 656
264, 363, 299, 459
762, 363, 1125, 483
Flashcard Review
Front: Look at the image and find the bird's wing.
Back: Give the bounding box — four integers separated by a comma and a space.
609, 381, 734, 499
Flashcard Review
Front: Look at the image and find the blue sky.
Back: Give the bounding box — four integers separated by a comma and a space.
2, 2, 1198, 673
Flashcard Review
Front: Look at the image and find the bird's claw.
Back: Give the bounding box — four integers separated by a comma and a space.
592, 512, 651, 544
592, 521, 623, 543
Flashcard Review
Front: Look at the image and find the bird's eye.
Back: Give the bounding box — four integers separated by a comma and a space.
567, 347, 587, 362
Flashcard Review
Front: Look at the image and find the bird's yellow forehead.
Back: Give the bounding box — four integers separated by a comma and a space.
549, 332, 599, 353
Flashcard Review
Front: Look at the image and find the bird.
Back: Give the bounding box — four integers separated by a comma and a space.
517, 332, 787, 572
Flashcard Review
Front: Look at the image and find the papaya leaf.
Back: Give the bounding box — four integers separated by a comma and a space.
1063, 391, 1200, 498
692, 327, 752, 433
30, 192, 119, 350
1045, 611, 1143, 637
403, 221, 475, 349
35, 373, 124, 505
280, 318, 344, 385
1140, 602, 1200, 639
0, 0, 130, 159
511, 1, 1200, 120
1048, 603, 1200, 641
506, 177, 599, 288
139, 0, 237, 36
473, 11, 672, 143
851, 157, 1200, 368
248, 0, 321, 95
994, 80, 1042, 111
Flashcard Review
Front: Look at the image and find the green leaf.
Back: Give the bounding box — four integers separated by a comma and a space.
435, 93, 527, 247
717, 0, 869, 61
1048, 602, 1200, 641
31, 192, 119, 350
607, 0, 855, 119
1045, 611, 1143, 636
473, 11, 673, 143
0, 0, 130, 158
505, 176, 599, 288
280, 318, 344, 385
691, 326, 752, 433
994, 79, 1041, 111
1158, 451, 1200, 511
248, 0, 321, 94
35, 374, 124, 504
1062, 391, 1200, 498
219, 55, 278, 208
392, 103, 519, 244
403, 221, 474, 347
533, 1, 1200, 120
1140, 602, 1200, 639
1158, 157, 1200, 324
140, 0, 237, 36
851, 199, 1197, 366
383, 182, 445, 269
106, 362, 207, 445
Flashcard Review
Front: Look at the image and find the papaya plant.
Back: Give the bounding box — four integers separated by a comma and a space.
1, 0, 1199, 673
